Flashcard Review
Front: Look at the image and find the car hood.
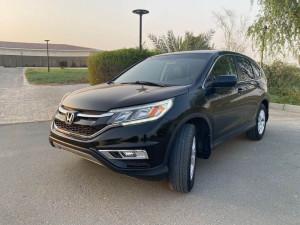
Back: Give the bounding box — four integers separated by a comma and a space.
62, 83, 189, 111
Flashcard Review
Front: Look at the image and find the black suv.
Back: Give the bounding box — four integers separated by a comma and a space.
49, 50, 269, 192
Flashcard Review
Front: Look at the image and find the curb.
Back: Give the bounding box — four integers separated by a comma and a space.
22, 68, 30, 86
270, 103, 300, 113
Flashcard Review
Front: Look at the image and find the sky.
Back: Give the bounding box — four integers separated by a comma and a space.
1, 0, 260, 57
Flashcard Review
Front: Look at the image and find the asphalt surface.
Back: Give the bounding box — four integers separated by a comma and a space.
0, 109, 299, 225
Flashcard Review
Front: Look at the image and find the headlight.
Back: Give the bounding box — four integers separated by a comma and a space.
107, 98, 174, 126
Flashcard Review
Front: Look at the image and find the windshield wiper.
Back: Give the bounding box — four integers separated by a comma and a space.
121, 81, 166, 87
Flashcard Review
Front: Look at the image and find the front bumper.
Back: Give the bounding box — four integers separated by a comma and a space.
49, 117, 172, 180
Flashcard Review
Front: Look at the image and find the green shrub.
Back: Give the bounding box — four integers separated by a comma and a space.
264, 61, 300, 105
88, 48, 159, 85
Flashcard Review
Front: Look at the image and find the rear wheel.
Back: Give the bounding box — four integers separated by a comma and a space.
168, 124, 197, 193
246, 104, 267, 140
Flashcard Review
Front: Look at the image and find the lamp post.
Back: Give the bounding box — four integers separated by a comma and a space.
44, 40, 50, 72
21, 52, 23, 67
132, 9, 149, 50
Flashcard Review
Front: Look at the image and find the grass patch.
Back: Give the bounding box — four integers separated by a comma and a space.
25, 68, 89, 85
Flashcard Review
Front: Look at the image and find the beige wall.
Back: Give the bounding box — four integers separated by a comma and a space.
0, 48, 99, 57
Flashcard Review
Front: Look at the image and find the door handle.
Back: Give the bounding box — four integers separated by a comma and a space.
238, 88, 243, 94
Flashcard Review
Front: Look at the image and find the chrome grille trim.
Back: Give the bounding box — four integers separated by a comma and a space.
58, 106, 69, 114
78, 112, 114, 118
58, 106, 114, 118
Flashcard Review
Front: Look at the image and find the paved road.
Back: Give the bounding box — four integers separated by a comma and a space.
0, 67, 88, 124
0, 109, 299, 225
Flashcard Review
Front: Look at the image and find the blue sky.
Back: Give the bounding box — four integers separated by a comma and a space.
1, 0, 259, 54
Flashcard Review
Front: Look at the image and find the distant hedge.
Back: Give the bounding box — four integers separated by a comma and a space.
264, 61, 300, 105
88, 48, 159, 85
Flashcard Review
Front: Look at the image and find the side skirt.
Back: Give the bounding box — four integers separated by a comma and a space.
212, 123, 256, 149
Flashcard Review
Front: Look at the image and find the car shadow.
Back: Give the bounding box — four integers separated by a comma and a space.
61, 133, 264, 200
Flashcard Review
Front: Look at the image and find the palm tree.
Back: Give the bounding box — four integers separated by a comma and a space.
148, 30, 215, 53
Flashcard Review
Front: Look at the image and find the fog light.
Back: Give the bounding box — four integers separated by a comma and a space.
121, 151, 137, 157
98, 149, 149, 160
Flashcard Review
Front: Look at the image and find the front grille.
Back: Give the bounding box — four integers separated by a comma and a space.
54, 119, 106, 137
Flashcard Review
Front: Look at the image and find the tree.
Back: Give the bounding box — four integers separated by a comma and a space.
213, 8, 249, 53
248, 0, 300, 66
148, 30, 215, 53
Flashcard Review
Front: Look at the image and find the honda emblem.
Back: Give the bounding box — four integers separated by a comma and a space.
65, 112, 75, 125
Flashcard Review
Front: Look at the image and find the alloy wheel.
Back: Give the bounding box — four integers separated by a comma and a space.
258, 109, 265, 135
190, 137, 196, 180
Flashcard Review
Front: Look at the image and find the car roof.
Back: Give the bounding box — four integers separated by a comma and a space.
150, 50, 260, 68
154, 50, 242, 56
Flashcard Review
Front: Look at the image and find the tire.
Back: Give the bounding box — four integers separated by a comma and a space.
168, 124, 197, 193
246, 104, 267, 141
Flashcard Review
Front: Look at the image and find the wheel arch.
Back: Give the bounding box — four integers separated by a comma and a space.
164, 113, 213, 163
261, 98, 269, 121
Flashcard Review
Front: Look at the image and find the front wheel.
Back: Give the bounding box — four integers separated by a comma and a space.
168, 124, 197, 193
246, 104, 267, 140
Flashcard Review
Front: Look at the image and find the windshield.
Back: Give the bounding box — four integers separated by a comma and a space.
113, 53, 212, 86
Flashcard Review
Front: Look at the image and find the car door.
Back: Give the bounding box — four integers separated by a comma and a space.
234, 56, 259, 128
204, 55, 241, 141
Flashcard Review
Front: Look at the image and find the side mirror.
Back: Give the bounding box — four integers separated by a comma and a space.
211, 75, 237, 88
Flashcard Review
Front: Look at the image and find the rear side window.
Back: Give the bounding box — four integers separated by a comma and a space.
251, 62, 261, 79
209, 55, 237, 81
236, 56, 255, 81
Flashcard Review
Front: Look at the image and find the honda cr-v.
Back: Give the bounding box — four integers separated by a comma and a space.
49, 50, 269, 192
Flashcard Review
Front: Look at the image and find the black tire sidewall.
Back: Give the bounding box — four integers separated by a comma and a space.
188, 135, 196, 190
168, 124, 197, 192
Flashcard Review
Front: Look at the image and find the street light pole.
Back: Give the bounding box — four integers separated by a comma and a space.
44, 40, 50, 72
132, 9, 149, 50
139, 14, 142, 50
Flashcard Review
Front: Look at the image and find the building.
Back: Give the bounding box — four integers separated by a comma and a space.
0, 41, 100, 67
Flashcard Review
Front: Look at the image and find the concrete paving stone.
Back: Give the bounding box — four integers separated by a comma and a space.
0, 67, 89, 124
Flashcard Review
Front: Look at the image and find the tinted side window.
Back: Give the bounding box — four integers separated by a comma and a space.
236, 57, 254, 81
251, 62, 261, 79
209, 55, 237, 81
